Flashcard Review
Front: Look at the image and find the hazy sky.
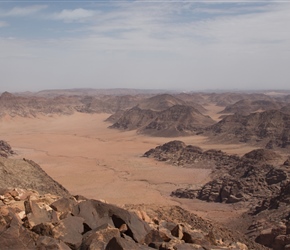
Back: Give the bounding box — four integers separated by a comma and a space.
0, 1, 290, 92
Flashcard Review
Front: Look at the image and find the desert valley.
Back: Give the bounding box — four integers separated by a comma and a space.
1, 89, 290, 249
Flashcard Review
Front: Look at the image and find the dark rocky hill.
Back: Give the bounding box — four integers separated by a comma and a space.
110, 105, 215, 137
143, 140, 239, 169
137, 94, 185, 111
109, 107, 157, 130
219, 99, 283, 115
139, 105, 215, 137
206, 110, 290, 149
137, 94, 207, 113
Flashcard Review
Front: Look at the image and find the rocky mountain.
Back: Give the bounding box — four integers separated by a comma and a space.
110, 105, 215, 137
139, 105, 215, 137
136, 94, 185, 111
205, 110, 290, 149
137, 94, 207, 113
109, 107, 157, 130
219, 99, 283, 115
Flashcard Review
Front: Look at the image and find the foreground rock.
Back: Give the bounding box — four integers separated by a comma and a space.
0, 188, 263, 250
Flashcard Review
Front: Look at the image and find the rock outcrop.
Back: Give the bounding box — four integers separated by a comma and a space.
0, 140, 14, 158
144, 140, 239, 168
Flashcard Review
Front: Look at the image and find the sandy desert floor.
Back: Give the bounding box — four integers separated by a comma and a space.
0, 110, 257, 223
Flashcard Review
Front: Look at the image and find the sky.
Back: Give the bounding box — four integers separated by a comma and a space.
0, 0, 290, 92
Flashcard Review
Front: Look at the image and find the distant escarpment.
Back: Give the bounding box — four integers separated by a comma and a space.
109, 105, 214, 137
205, 110, 290, 149
0, 91, 143, 118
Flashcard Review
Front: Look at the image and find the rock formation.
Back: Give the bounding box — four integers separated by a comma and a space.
206, 110, 290, 148
219, 99, 283, 115
0, 140, 14, 158
110, 105, 215, 137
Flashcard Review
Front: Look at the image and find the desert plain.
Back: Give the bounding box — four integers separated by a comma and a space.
0, 105, 257, 224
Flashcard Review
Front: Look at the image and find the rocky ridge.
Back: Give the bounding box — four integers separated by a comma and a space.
0, 149, 69, 198
144, 140, 290, 249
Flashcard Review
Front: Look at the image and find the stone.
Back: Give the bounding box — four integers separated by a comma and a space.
173, 243, 205, 250
255, 228, 275, 247
105, 236, 152, 250
0, 211, 38, 249
171, 224, 184, 239
72, 200, 150, 243
50, 197, 77, 214
36, 236, 71, 250
81, 223, 120, 250
144, 229, 171, 245
52, 215, 84, 249
25, 200, 53, 227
